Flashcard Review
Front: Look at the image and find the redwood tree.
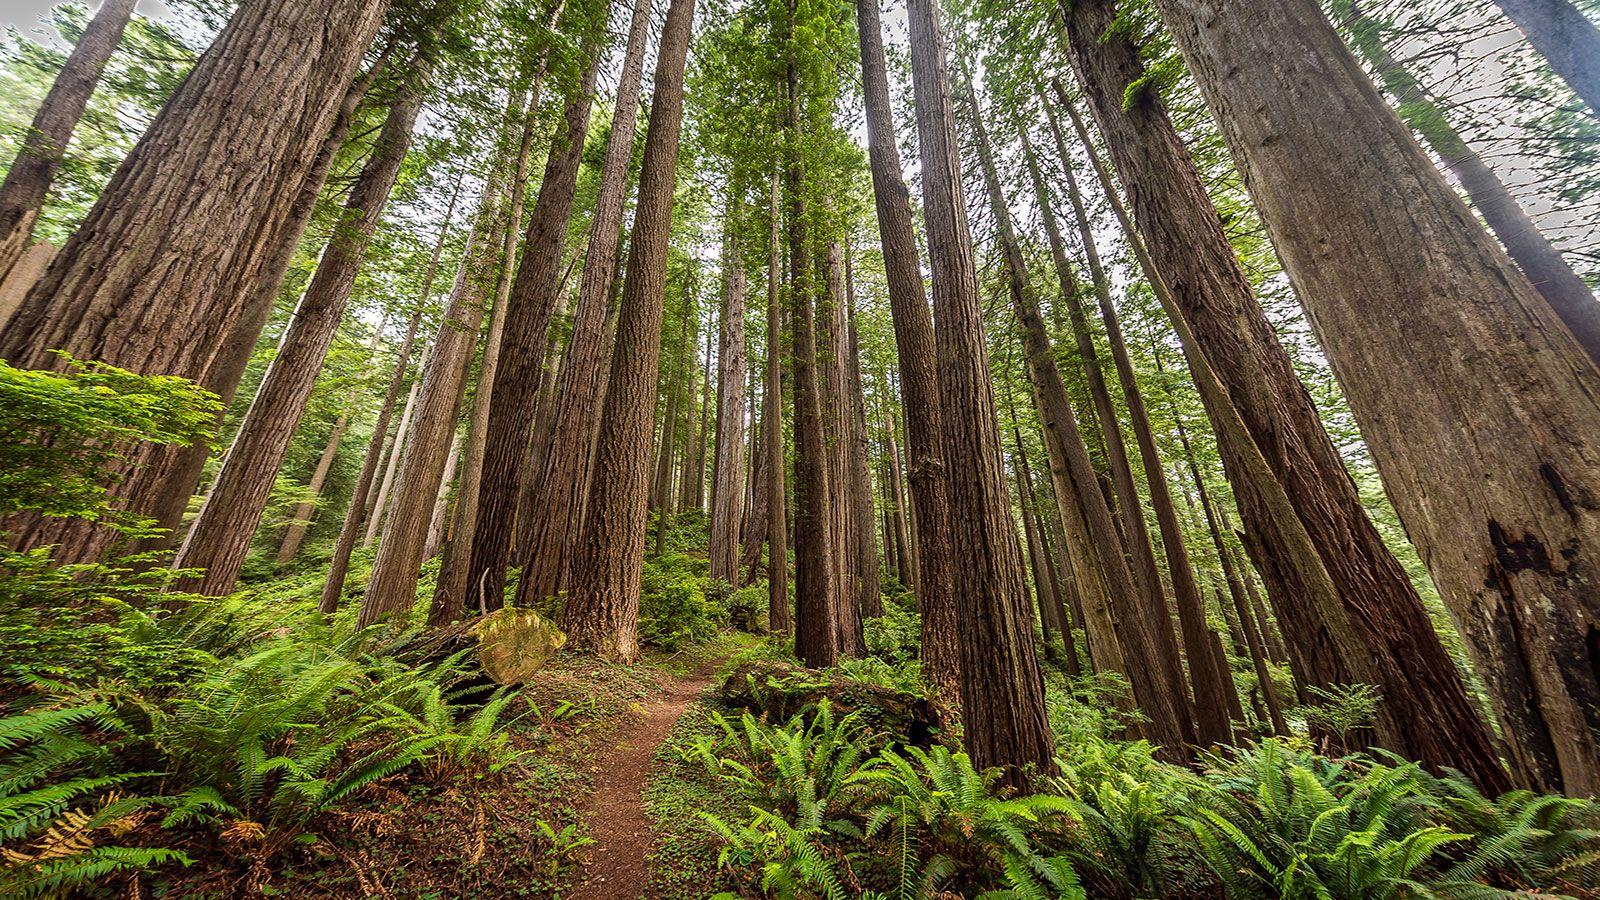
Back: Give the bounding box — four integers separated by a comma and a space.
562, 0, 698, 662
853, 0, 960, 696
906, 0, 1053, 785
516, 0, 655, 606
174, 62, 428, 596
1057, 0, 1509, 793
1149, 0, 1599, 794
0, 0, 391, 564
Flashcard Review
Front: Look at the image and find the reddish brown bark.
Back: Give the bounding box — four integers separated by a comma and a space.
906, 0, 1053, 784
1055, 5, 1509, 791
1, 0, 391, 564
561, 0, 697, 662
709, 213, 749, 583
1151, 0, 1586, 792
763, 171, 791, 633
854, 0, 959, 695
516, 0, 650, 600
173, 64, 426, 596
465, 28, 603, 615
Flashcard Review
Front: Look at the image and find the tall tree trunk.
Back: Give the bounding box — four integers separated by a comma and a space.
430, 77, 546, 623
137, 47, 394, 557
854, 0, 960, 696
1013, 425, 1060, 643
784, 22, 839, 668
465, 27, 604, 615
1174, 413, 1289, 735
1491, 0, 1600, 116
173, 67, 426, 596
684, 331, 712, 512
710, 212, 749, 583
883, 414, 915, 590
763, 170, 792, 632
845, 273, 883, 619
275, 412, 350, 564
0, 0, 391, 564
968, 92, 1191, 757
1056, 4, 1510, 794
356, 119, 519, 628
1150, 0, 1594, 794
318, 171, 456, 613
653, 290, 692, 557
0, 0, 136, 282
1038, 513, 1082, 675
366, 374, 421, 546
518, 0, 651, 602
561, 0, 697, 662
819, 237, 865, 657
1025, 108, 1231, 745
906, 0, 1053, 784
1339, 0, 1600, 365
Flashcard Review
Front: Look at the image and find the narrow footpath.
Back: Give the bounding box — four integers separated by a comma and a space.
565, 660, 719, 899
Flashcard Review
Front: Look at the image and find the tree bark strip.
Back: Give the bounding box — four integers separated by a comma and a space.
562, 0, 697, 662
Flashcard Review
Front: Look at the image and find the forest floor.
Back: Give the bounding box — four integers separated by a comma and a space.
565, 653, 722, 899
152, 632, 754, 898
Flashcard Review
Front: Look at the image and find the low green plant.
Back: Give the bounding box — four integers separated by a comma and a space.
0, 704, 189, 896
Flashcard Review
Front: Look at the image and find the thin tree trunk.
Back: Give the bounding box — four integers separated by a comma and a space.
516, 0, 651, 597
906, 0, 1053, 784
883, 414, 915, 591
0, 0, 136, 283
465, 26, 604, 615
0, 0, 391, 565
275, 412, 350, 564
968, 91, 1191, 757
684, 330, 712, 512
652, 289, 693, 558
1151, 0, 1592, 793
173, 67, 427, 596
356, 120, 518, 628
844, 258, 883, 619
1013, 425, 1059, 643
317, 173, 463, 613
561, 0, 697, 662
763, 170, 791, 632
367, 374, 421, 547
854, 0, 959, 695
426, 431, 464, 560
1491, 0, 1600, 115
1026, 106, 1230, 745
819, 237, 864, 657
710, 211, 749, 583
430, 79, 544, 622
1340, 0, 1600, 365
784, 20, 839, 668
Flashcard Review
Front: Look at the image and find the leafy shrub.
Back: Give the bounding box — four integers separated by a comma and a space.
0, 354, 219, 534
863, 602, 920, 665
640, 552, 724, 650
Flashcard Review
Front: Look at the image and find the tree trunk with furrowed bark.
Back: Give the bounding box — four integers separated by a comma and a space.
1150, 0, 1591, 794
0, 0, 391, 565
562, 0, 697, 663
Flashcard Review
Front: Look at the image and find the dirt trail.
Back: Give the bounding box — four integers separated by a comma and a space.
566, 661, 717, 899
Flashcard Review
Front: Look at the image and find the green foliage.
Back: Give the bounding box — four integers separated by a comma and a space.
0, 355, 220, 534
862, 600, 921, 665
0, 704, 189, 896
639, 551, 726, 650
1292, 683, 1383, 744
